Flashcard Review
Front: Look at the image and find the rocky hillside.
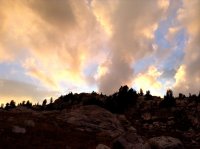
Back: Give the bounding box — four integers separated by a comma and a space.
0, 105, 185, 149
0, 86, 200, 149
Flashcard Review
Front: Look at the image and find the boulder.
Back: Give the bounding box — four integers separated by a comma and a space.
147, 136, 184, 149
116, 115, 137, 132
12, 125, 26, 134
58, 105, 124, 139
112, 132, 145, 149
96, 144, 110, 149
24, 120, 35, 127
142, 113, 152, 121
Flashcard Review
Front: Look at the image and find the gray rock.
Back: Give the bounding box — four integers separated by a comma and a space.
153, 121, 160, 128
57, 105, 124, 139
147, 136, 184, 149
12, 126, 26, 134
142, 113, 152, 121
112, 132, 145, 149
167, 120, 175, 126
24, 120, 35, 127
96, 144, 110, 149
116, 115, 136, 132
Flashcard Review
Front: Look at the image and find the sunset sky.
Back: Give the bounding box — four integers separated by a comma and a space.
0, 0, 199, 104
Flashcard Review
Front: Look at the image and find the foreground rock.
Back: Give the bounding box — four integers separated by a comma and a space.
1, 105, 142, 148
12, 125, 26, 134
112, 131, 145, 149
147, 136, 184, 149
0, 105, 187, 149
96, 144, 111, 149
58, 105, 125, 139
1, 106, 118, 148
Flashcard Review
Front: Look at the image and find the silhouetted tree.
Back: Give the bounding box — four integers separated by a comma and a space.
50, 97, 53, 104
4, 100, 16, 110
119, 85, 129, 94
189, 93, 192, 98
105, 86, 137, 113
1, 104, 4, 109
42, 99, 47, 107
198, 91, 200, 102
178, 93, 185, 99
160, 89, 176, 108
22, 101, 26, 106
189, 94, 198, 103
127, 88, 138, 103
117, 86, 130, 113
26, 100, 32, 108
139, 88, 144, 96
10, 100, 16, 109
46, 97, 55, 110
91, 91, 97, 95
5, 103, 10, 110
145, 90, 152, 100
166, 89, 173, 98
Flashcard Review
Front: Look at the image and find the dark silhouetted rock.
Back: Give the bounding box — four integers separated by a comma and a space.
112, 131, 145, 149
12, 126, 26, 134
58, 105, 124, 139
96, 144, 111, 149
147, 136, 184, 149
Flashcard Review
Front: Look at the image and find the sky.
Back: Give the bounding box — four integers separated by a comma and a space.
0, 0, 199, 104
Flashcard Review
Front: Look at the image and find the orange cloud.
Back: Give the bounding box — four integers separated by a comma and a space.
0, 0, 186, 98
173, 0, 200, 95
91, 0, 118, 36
174, 65, 187, 88
0, 79, 57, 104
158, 0, 170, 11
0, 0, 106, 94
133, 66, 163, 96
165, 27, 181, 42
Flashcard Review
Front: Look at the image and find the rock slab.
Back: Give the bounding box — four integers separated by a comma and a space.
58, 105, 125, 139
147, 136, 184, 149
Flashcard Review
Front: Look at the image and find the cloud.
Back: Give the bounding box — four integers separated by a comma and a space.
0, 0, 169, 96
133, 66, 163, 96
158, 0, 170, 11
0, 79, 57, 104
165, 27, 181, 42
0, 0, 107, 94
26, 0, 76, 30
23, 57, 59, 90
93, 0, 168, 94
0, 0, 198, 99
174, 0, 200, 95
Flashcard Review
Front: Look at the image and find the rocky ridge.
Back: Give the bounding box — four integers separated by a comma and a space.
1, 86, 200, 148
0, 105, 188, 149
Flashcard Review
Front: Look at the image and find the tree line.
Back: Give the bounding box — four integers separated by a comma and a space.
0, 86, 200, 113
